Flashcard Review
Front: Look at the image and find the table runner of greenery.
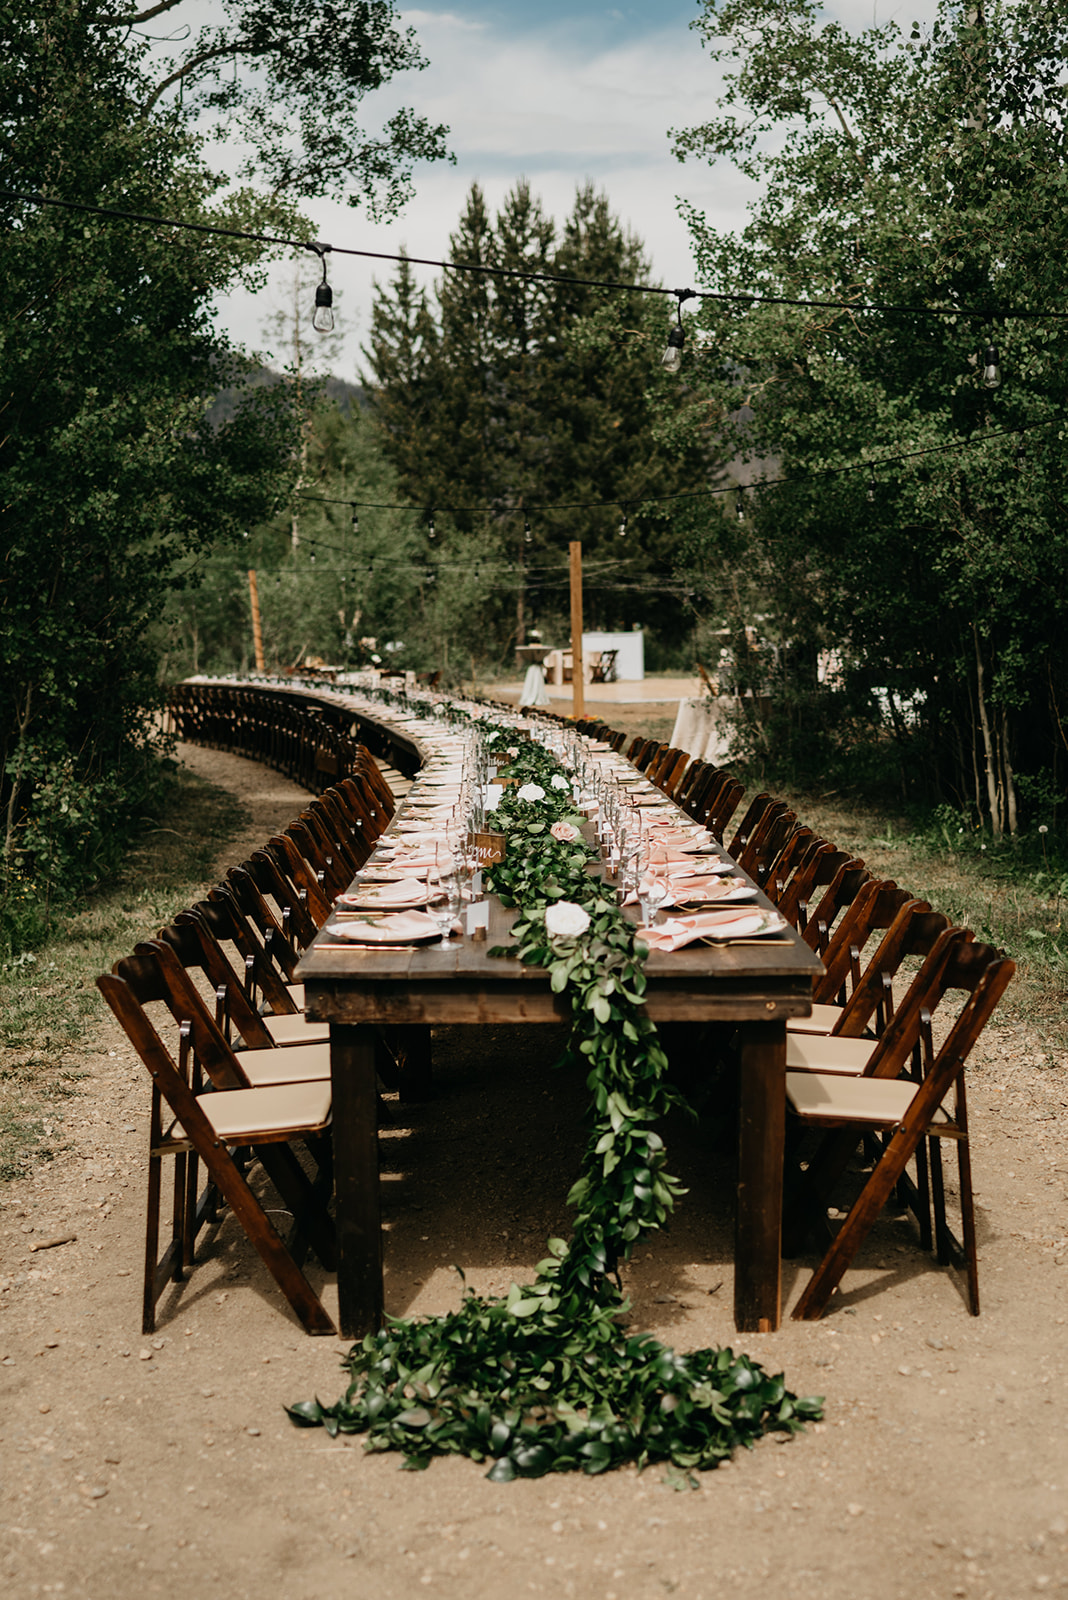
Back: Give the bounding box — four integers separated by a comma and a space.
288, 719, 821, 1479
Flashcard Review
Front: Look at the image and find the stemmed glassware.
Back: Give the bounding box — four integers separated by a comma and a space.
429, 847, 461, 939
638, 863, 669, 927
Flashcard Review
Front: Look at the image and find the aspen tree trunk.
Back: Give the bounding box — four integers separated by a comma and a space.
3, 684, 34, 863
1002, 706, 1018, 835
973, 622, 1001, 838
965, 672, 983, 820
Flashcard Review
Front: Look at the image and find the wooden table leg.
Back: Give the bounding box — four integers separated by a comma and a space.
330, 1022, 383, 1338
734, 1019, 786, 1332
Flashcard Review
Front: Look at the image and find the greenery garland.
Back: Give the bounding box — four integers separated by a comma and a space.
288, 721, 822, 1479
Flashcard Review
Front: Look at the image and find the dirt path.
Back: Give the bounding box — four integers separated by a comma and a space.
2, 744, 1067, 1600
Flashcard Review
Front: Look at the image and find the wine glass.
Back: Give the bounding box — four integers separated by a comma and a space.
429, 850, 461, 939
638, 860, 670, 927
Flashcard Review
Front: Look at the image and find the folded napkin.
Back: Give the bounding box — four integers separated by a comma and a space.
626, 875, 749, 908
337, 877, 427, 908
637, 910, 784, 951
642, 848, 713, 869
388, 855, 437, 875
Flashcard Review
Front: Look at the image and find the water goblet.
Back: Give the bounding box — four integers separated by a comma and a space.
639, 870, 669, 928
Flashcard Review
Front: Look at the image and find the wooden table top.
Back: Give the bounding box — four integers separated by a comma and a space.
299, 883, 822, 1027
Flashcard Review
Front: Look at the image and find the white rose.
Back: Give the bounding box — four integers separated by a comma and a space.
516, 782, 546, 802
550, 774, 570, 791
544, 901, 591, 939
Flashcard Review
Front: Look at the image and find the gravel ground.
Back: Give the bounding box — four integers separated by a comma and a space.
1, 742, 1067, 1600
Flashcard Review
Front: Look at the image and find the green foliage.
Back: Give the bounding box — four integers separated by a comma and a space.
362, 182, 724, 652
1, 1, 451, 940
290, 721, 822, 1475
0, 760, 245, 1175
671, 0, 1068, 835
286, 1312, 821, 1480
94, 0, 451, 218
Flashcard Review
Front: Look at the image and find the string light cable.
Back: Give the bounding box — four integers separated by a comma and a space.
290, 417, 1055, 523
4, 186, 1068, 326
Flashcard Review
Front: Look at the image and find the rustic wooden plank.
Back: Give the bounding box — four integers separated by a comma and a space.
330, 1023, 383, 1338
734, 1020, 786, 1333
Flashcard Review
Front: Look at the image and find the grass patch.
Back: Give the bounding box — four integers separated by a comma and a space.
0, 765, 248, 1182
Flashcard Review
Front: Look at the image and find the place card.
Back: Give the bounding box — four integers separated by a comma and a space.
469, 829, 507, 864
465, 900, 490, 936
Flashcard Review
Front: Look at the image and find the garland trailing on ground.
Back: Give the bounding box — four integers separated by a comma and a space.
288, 721, 822, 1479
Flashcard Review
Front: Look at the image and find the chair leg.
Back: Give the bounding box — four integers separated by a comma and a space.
171, 1151, 188, 1281
143, 1148, 163, 1335
913, 1137, 934, 1252
929, 1133, 949, 1262
793, 1093, 970, 1321
956, 1127, 981, 1316
254, 1142, 338, 1273
182, 1151, 200, 1273
198, 1139, 336, 1334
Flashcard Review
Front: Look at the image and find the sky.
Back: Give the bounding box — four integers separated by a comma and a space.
198, 0, 941, 377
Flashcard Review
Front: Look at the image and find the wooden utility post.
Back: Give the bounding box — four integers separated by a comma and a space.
248, 569, 266, 671
569, 540, 584, 721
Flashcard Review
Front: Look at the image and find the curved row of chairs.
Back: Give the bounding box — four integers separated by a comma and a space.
100, 683, 1013, 1331
97, 747, 400, 1336
570, 715, 1015, 1319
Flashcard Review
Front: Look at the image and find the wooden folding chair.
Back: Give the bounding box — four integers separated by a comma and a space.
763, 826, 816, 902
735, 803, 796, 879
285, 817, 349, 900
786, 919, 967, 1072
801, 863, 876, 958
243, 849, 321, 950
727, 791, 775, 863
299, 801, 361, 883
98, 961, 337, 1336
703, 774, 745, 839
193, 891, 305, 1015
265, 833, 333, 928
131, 940, 331, 1087
777, 847, 862, 934
786, 947, 1015, 1318
156, 918, 330, 1050
223, 869, 305, 982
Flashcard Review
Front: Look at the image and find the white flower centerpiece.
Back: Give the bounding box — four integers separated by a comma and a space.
544, 900, 591, 939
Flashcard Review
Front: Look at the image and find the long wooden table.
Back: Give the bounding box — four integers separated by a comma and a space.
299, 883, 822, 1339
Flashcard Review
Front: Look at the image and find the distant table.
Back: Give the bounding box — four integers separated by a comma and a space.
300, 878, 821, 1340
516, 643, 552, 708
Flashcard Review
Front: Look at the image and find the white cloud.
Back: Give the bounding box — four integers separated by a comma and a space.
214, 10, 748, 374
403, 9, 486, 27
212, 0, 944, 374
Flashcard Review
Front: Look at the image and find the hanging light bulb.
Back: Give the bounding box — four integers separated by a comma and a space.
311, 243, 334, 333
618, 506, 628, 538
661, 288, 696, 374
982, 344, 1001, 388
524, 516, 532, 545
866, 466, 876, 504
310, 551, 316, 564
351, 506, 359, 533
427, 509, 436, 540
736, 494, 746, 522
